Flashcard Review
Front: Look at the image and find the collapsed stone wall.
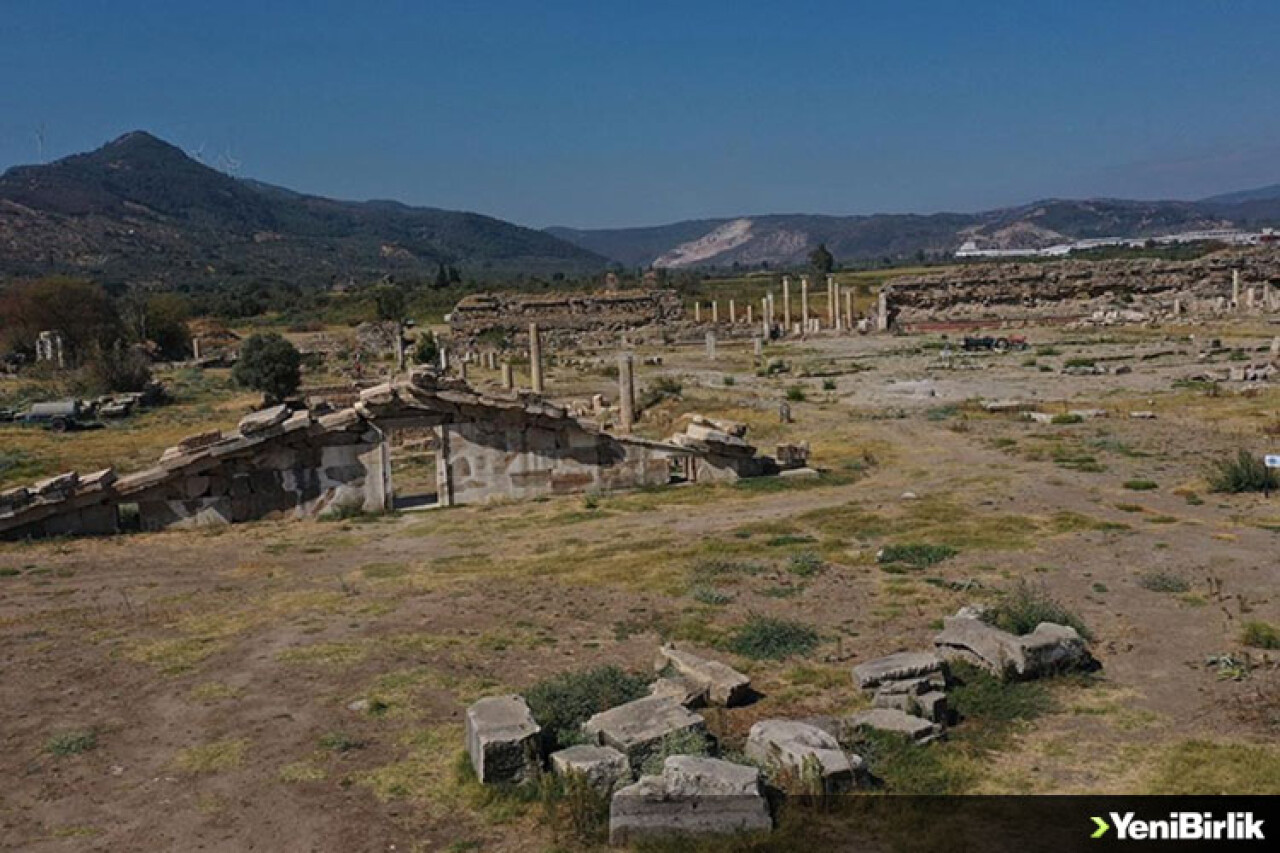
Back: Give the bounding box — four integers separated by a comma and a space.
1, 372, 783, 540
0, 406, 388, 540
449, 290, 685, 345
881, 247, 1280, 328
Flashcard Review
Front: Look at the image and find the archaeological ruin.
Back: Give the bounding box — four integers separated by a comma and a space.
0, 370, 788, 540
879, 246, 1280, 330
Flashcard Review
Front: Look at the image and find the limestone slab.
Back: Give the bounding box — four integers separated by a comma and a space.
744, 720, 860, 792
583, 696, 706, 767
609, 756, 771, 845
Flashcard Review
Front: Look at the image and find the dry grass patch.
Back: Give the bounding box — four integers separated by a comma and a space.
174, 738, 249, 774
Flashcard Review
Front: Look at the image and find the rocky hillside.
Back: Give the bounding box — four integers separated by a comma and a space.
0, 132, 606, 286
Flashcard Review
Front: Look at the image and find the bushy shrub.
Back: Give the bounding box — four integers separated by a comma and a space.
1208, 450, 1277, 494
84, 341, 152, 394
787, 551, 824, 577
638, 376, 682, 410
525, 665, 648, 750
785, 385, 806, 402
232, 332, 302, 402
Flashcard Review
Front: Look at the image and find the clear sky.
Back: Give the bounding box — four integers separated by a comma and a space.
2, 1, 1279, 228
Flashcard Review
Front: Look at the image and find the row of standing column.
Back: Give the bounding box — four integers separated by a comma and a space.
693, 274, 864, 336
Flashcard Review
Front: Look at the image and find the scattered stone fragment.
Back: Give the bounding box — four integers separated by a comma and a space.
744, 720, 861, 792
655, 645, 751, 707
609, 756, 772, 845
549, 744, 630, 794
465, 695, 542, 784
584, 696, 707, 767
1128, 411, 1157, 419
778, 466, 819, 480
852, 651, 945, 690
844, 708, 941, 744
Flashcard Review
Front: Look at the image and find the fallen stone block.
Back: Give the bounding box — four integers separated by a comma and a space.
778, 466, 820, 480
177, 430, 224, 452
549, 744, 630, 794
609, 756, 772, 846
844, 709, 941, 744
1019, 622, 1090, 675
1128, 411, 1157, 419
33, 472, 78, 499
852, 651, 945, 690
238, 404, 290, 434
583, 696, 707, 767
744, 720, 861, 792
648, 676, 708, 708
656, 645, 751, 707
465, 695, 541, 784
934, 616, 1089, 679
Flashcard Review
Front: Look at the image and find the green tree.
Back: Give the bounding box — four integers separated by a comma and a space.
0, 277, 122, 362
373, 285, 408, 370
232, 332, 302, 403
433, 263, 449, 289
414, 330, 440, 365
144, 293, 193, 360
809, 243, 835, 276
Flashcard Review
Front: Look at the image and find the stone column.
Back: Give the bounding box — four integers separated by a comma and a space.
501, 362, 513, 390
782, 276, 792, 332
801, 275, 810, 332
827, 275, 836, 328
529, 322, 544, 394
618, 352, 635, 433
695, 302, 701, 323
706, 330, 717, 361
761, 298, 769, 337
729, 299, 736, 324
439, 346, 450, 372
876, 290, 889, 332
191, 337, 202, 361
833, 283, 842, 331
458, 359, 468, 382
712, 301, 719, 324
1232, 269, 1241, 309
753, 337, 763, 356
746, 303, 752, 324
844, 289, 853, 330
1246, 286, 1257, 310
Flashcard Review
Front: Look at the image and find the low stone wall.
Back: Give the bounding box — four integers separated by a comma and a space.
449, 289, 684, 343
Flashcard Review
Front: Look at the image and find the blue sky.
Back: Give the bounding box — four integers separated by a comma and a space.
2, 1, 1278, 227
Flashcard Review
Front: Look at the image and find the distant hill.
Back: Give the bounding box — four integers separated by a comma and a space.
548, 195, 1280, 269
0, 131, 607, 287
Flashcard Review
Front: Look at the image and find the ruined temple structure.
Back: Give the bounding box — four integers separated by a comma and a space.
0, 371, 786, 540
879, 246, 1280, 330
448, 290, 685, 347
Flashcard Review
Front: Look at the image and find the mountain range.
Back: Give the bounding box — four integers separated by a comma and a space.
2, 131, 1280, 287
547, 194, 1280, 270
0, 131, 606, 287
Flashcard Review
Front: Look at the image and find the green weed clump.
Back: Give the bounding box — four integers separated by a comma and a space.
1208, 450, 1277, 494
877, 543, 958, 569
726, 615, 819, 660
1241, 621, 1280, 650
524, 665, 648, 750
1123, 479, 1158, 491
786, 551, 824, 577
45, 730, 97, 757
985, 580, 1092, 640
1137, 571, 1189, 593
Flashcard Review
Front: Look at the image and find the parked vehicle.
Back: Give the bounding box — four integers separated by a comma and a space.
962, 335, 1029, 352
16, 399, 85, 432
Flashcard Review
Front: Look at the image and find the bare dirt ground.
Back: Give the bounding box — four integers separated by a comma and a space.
2, 321, 1278, 851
